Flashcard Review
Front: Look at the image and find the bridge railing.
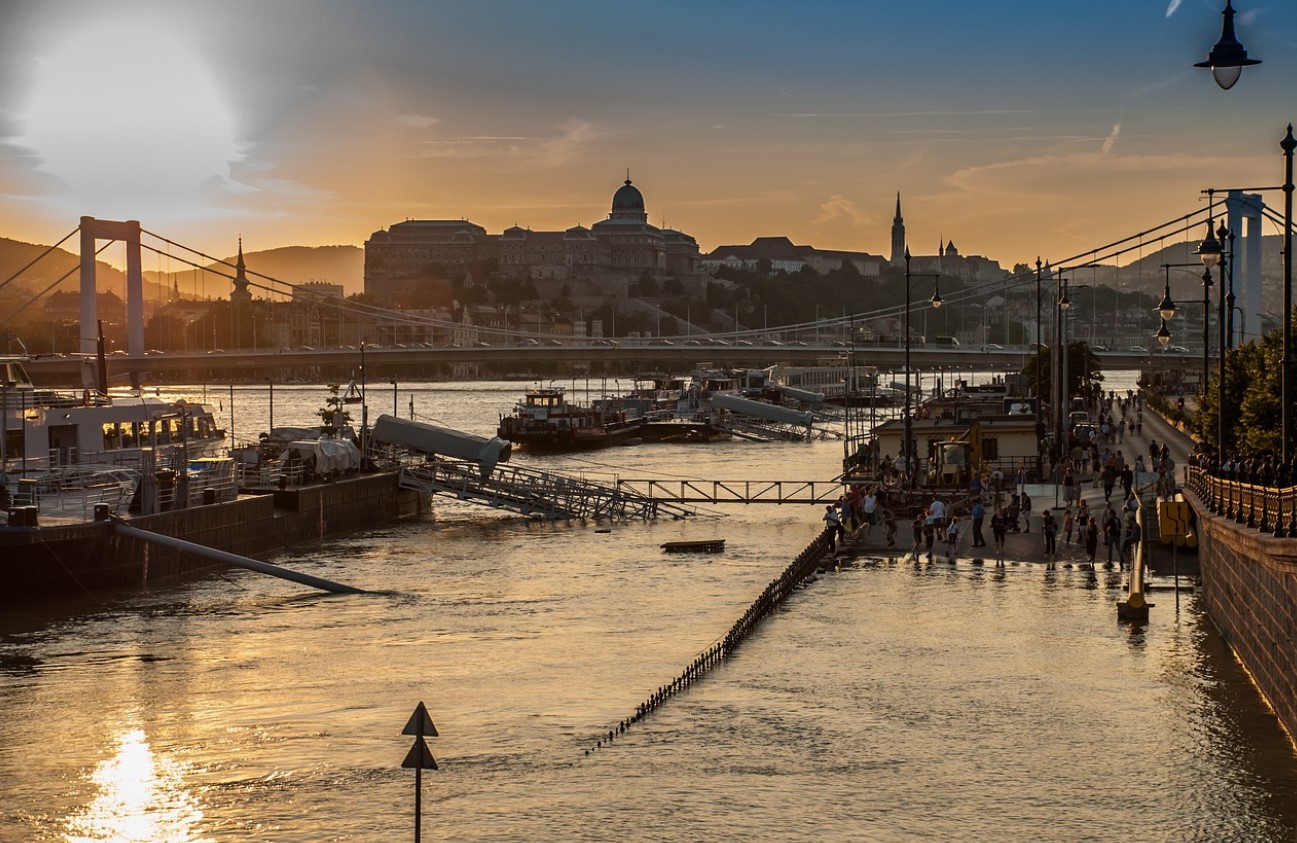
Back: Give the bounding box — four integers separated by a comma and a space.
1185, 465, 1297, 538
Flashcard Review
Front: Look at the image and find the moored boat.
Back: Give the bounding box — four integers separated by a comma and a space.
496, 385, 645, 451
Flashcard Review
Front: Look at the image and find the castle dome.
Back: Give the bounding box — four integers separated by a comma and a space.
612, 178, 644, 212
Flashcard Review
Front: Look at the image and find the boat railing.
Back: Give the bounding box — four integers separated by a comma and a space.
23, 480, 133, 520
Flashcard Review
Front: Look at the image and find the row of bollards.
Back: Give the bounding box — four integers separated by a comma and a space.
582, 528, 838, 757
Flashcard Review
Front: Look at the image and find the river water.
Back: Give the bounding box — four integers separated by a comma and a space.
2, 377, 1296, 842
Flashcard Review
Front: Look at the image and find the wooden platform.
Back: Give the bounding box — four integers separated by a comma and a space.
661, 539, 726, 553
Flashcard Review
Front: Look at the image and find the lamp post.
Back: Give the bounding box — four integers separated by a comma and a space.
903, 248, 943, 488
1035, 258, 1044, 478
1056, 276, 1072, 471
359, 342, 367, 464
1198, 215, 1227, 454
1195, 0, 1261, 90
1199, 126, 1296, 466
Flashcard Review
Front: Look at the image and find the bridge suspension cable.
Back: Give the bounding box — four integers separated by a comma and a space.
0, 227, 79, 296
0, 240, 113, 328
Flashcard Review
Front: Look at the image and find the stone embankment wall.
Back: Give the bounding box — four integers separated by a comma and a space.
1191, 498, 1297, 741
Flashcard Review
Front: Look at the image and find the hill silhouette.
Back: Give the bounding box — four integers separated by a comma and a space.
0, 238, 363, 313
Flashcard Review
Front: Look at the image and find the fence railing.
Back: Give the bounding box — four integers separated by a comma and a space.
1184, 465, 1297, 538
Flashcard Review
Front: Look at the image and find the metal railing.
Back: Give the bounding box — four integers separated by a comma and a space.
1184, 465, 1297, 538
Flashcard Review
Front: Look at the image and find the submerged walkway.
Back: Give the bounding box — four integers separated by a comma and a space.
844, 407, 1200, 575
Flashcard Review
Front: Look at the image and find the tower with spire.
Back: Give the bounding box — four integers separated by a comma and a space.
890, 193, 906, 267
230, 238, 252, 303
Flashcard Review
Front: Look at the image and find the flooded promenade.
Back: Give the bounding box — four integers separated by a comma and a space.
2, 381, 1296, 841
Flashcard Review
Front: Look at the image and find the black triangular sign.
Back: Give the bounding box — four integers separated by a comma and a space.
402, 701, 439, 737
401, 737, 438, 770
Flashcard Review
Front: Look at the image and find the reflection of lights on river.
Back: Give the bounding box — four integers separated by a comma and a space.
64, 728, 210, 843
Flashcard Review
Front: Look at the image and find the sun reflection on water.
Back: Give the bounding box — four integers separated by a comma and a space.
63, 728, 211, 843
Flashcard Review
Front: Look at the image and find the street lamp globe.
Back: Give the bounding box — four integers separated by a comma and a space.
1059, 289, 1071, 311
1194, 0, 1261, 90
1158, 288, 1177, 321
1157, 319, 1172, 346
1197, 218, 1223, 269
930, 289, 943, 309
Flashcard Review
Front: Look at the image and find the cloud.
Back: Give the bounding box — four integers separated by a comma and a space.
1165, 0, 1182, 17
813, 194, 871, 227
1102, 122, 1121, 155
396, 114, 439, 129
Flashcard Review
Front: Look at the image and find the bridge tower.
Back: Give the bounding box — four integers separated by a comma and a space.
79, 216, 145, 356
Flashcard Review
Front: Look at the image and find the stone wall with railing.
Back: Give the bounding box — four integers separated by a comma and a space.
1183, 466, 1297, 741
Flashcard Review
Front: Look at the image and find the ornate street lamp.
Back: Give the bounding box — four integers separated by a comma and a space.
1203, 129, 1297, 469
1194, 0, 1261, 90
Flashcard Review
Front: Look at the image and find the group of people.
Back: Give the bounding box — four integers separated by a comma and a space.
824, 483, 899, 551
1196, 447, 1297, 489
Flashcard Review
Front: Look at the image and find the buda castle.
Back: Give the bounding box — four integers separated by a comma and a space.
364, 178, 702, 303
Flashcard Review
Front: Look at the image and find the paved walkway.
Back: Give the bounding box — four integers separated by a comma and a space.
840, 405, 1201, 572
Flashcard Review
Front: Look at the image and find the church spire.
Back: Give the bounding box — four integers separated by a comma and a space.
890, 192, 906, 268
230, 236, 251, 303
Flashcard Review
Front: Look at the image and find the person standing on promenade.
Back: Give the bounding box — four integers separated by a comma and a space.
911, 515, 924, 558
862, 488, 878, 534
1084, 515, 1099, 568
945, 516, 960, 557
1042, 509, 1057, 560
991, 507, 1008, 559
1121, 504, 1140, 563
1063, 507, 1075, 545
970, 498, 986, 547
1104, 506, 1123, 568
823, 504, 843, 551
884, 511, 897, 548
923, 519, 936, 557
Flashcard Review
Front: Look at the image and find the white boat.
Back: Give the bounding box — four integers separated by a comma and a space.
1, 355, 226, 477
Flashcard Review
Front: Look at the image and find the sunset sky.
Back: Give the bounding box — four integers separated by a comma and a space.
1, 0, 1295, 277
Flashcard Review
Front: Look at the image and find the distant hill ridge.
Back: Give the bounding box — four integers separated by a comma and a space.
0, 237, 363, 299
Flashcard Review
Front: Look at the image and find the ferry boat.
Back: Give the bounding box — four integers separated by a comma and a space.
496, 385, 645, 451
1, 356, 226, 477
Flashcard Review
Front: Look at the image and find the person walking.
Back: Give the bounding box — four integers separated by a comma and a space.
884, 511, 897, 548
1063, 507, 1075, 545
1084, 515, 1099, 568
945, 516, 960, 556
911, 515, 924, 557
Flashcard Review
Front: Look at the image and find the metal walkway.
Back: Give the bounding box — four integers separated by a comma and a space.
612, 478, 844, 505
399, 461, 701, 520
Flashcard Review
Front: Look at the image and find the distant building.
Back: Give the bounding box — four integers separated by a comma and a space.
890, 193, 1006, 283
363, 178, 701, 303
292, 280, 345, 302
701, 236, 884, 277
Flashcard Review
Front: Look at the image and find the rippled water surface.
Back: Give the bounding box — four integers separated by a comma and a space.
2, 377, 1296, 842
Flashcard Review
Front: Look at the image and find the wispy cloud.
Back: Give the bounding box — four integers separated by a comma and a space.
813, 194, 871, 227
1102, 122, 1121, 155
1165, 0, 1183, 17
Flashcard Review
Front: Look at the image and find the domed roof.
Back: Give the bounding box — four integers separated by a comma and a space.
612, 178, 644, 212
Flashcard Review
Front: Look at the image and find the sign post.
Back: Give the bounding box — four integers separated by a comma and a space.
401, 701, 439, 843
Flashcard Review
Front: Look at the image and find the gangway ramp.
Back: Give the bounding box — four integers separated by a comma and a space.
399, 461, 700, 521
613, 479, 844, 505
